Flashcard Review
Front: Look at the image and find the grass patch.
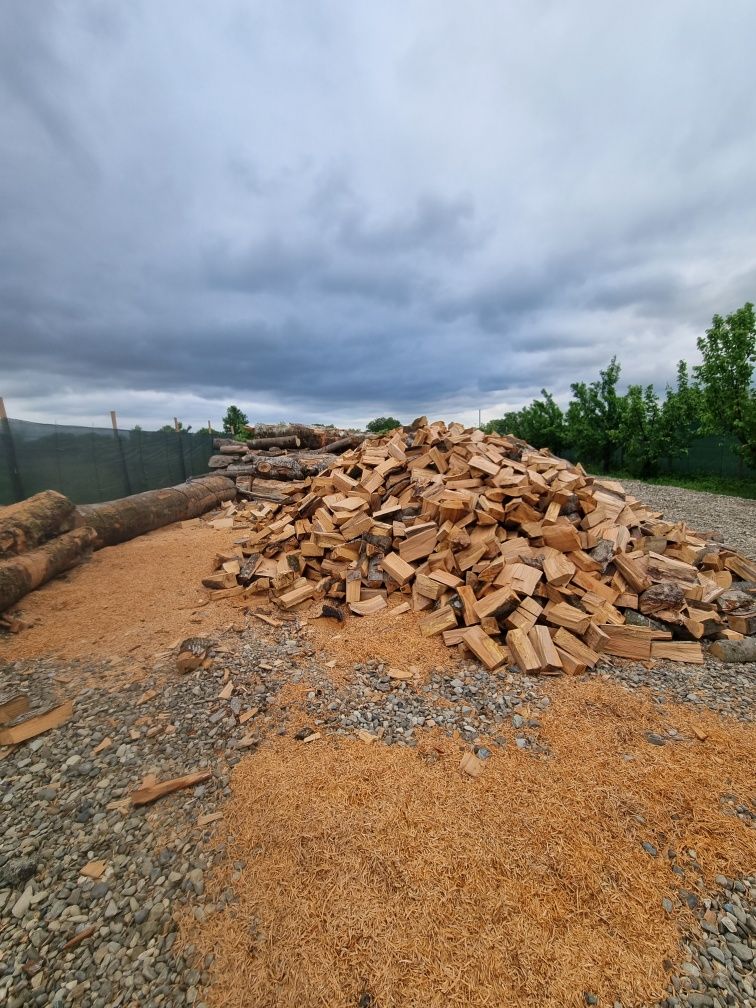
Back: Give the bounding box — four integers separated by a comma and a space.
604, 471, 756, 499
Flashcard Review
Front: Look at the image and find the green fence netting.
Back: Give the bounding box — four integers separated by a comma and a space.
0, 419, 215, 505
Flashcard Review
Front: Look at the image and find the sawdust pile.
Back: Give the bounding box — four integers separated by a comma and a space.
306, 602, 451, 673
2, 521, 243, 675
180, 679, 756, 1008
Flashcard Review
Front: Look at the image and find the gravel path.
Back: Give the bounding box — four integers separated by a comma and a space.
619, 479, 756, 558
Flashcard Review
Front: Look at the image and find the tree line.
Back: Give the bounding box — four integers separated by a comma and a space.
483, 302, 755, 475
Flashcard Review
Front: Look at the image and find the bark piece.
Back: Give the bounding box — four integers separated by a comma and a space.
709, 637, 756, 663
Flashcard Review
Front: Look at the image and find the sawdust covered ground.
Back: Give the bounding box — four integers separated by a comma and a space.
0, 520, 245, 682
306, 601, 452, 675
180, 678, 756, 1008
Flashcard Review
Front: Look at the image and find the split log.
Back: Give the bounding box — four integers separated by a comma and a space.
227, 453, 336, 481
316, 433, 367, 455
76, 475, 236, 548
243, 435, 301, 450
0, 491, 76, 558
0, 528, 97, 612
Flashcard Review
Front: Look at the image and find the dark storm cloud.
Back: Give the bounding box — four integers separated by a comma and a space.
1, 0, 755, 429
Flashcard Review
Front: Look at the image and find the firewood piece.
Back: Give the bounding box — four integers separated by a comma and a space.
398, 526, 438, 563
552, 628, 601, 668
457, 585, 480, 625
130, 770, 212, 806
349, 596, 388, 616
0, 528, 97, 614
724, 554, 756, 581
379, 552, 415, 586
506, 628, 541, 674
650, 641, 704, 664
0, 693, 29, 725
474, 586, 518, 621
0, 700, 74, 745
541, 524, 581, 552
419, 604, 458, 637
504, 597, 543, 633
278, 583, 317, 609
639, 581, 686, 615
462, 625, 507, 669
543, 552, 576, 586
76, 475, 236, 548
527, 625, 563, 674
544, 602, 591, 635
0, 490, 76, 558
726, 612, 756, 635
414, 573, 445, 600
612, 553, 652, 592
598, 625, 653, 660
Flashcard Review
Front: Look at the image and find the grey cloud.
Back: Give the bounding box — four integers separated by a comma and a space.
1, 0, 755, 430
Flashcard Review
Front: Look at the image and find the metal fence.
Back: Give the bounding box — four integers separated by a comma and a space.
0, 417, 214, 505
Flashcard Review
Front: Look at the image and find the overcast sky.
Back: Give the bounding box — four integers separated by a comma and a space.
1, 1, 755, 431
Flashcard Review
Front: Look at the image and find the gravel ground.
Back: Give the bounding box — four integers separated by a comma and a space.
1, 613, 753, 1008
618, 479, 756, 559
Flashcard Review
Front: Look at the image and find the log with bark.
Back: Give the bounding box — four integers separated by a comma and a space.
317, 433, 367, 455
208, 455, 232, 468
244, 424, 340, 449
226, 453, 336, 482
76, 475, 236, 548
243, 435, 301, 450
0, 527, 97, 612
0, 490, 77, 558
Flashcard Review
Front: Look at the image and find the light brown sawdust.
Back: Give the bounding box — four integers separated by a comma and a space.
306, 602, 453, 674
1, 521, 245, 678
180, 678, 756, 1008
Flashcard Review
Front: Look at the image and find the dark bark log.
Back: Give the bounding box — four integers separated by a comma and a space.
0, 491, 76, 558
0, 527, 97, 612
316, 434, 366, 454
76, 475, 236, 548
244, 424, 339, 449
244, 435, 301, 450
227, 453, 336, 481
709, 638, 756, 663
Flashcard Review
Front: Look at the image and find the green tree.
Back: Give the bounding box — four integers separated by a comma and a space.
659, 360, 703, 458
160, 421, 191, 432
222, 405, 249, 438
694, 302, 756, 467
484, 391, 565, 452
617, 384, 665, 476
366, 416, 402, 433
565, 357, 625, 472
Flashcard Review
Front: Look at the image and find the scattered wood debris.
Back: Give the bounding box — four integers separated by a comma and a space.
0, 700, 74, 746
130, 770, 212, 807
203, 418, 756, 675
80, 860, 107, 880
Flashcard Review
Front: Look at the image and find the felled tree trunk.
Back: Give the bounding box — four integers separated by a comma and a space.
317, 434, 366, 454
0, 491, 77, 558
244, 435, 301, 450
0, 527, 97, 612
76, 475, 236, 548
227, 453, 336, 481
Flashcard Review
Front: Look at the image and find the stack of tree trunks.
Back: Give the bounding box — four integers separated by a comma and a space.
209, 427, 367, 497
202, 419, 756, 672
0, 476, 236, 616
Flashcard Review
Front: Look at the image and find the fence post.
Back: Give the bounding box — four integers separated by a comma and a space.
0, 397, 24, 502
110, 411, 133, 496
175, 428, 188, 482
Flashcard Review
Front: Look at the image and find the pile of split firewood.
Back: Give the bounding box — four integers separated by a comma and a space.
203, 418, 756, 672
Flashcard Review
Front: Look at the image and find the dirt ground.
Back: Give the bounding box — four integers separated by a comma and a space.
0, 520, 246, 679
